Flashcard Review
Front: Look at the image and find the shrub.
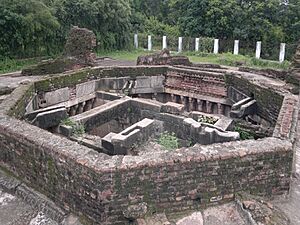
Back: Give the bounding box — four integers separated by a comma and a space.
60, 118, 85, 137
234, 126, 255, 140
197, 115, 218, 124
158, 131, 179, 150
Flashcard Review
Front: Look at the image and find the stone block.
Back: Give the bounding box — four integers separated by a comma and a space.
161, 102, 184, 115
32, 108, 68, 129
135, 77, 151, 88
76, 81, 95, 98
43, 88, 69, 107
176, 212, 203, 225
150, 75, 165, 87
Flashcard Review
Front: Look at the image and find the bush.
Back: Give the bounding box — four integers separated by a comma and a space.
158, 131, 179, 150
197, 115, 218, 124
60, 118, 85, 137
234, 126, 255, 140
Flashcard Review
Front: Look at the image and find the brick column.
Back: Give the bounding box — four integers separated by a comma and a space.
206, 101, 212, 114
197, 100, 203, 112
218, 103, 223, 115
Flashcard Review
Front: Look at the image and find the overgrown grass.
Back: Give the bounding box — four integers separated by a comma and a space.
186, 52, 291, 70
98, 50, 290, 70
0, 58, 40, 75
1, 50, 291, 74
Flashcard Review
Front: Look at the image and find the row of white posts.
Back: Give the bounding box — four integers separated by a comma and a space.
134, 34, 287, 63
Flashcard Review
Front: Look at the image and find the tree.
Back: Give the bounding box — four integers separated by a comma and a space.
0, 0, 60, 58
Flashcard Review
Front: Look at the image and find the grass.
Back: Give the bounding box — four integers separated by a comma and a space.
0, 58, 41, 75
185, 52, 291, 70
98, 49, 291, 70
1, 50, 291, 74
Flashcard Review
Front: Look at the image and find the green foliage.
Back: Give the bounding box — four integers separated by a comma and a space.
197, 115, 218, 125
61, 117, 85, 136
0, 58, 40, 74
0, 0, 60, 58
158, 131, 179, 150
2, 0, 299, 59
234, 126, 255, 140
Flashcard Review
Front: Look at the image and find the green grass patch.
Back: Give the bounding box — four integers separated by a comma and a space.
158, 131, 179, 150
0, 58, 40, 75
186, 52, 290, 70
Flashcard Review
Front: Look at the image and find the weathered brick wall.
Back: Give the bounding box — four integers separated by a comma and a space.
165, 67, 227, 99
225, 73, 285, 126
0, 115, 293, 225
273, 95, 299, 139
34, 66, 168, 93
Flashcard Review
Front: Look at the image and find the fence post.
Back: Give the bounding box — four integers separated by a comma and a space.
213, 39, 219, 54
134, 34, 138, 49
279, 43, 286, 63
162, 36, 167, 49
195, 38, 200, 51
178, 37, 183, 52
148, 35, 152, 51
234, 40, 239, 55
255, 41, 261, 59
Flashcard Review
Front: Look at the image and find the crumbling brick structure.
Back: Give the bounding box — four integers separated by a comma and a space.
137, 49, 192, 66
22, 26, 97, 76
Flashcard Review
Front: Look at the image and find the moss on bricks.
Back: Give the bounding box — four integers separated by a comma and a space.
8, 84, 35, 119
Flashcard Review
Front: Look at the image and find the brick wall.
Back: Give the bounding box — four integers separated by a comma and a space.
165, 67, 227, 99
0, 115, 293, 225
225, 73, 285, 126
273, 95, 299, 139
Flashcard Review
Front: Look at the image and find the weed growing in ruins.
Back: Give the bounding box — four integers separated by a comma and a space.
197, 115, 218, 124
234, 126, 255, 140
60, 118, 85, 137
158, 131, 179, 150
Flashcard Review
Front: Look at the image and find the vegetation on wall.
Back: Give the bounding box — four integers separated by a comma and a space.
60, 117, 85, 137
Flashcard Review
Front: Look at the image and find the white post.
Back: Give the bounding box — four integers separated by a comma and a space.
213, 39, 219, 54
256, 41, 262, 59
195, 38, 200, 51
234, 40, 239, 55
178, 37, 183, 52
279, 43, 286, 63
134, 34, 138, 49
162, 36, 167, 49
148, 35, 152, 51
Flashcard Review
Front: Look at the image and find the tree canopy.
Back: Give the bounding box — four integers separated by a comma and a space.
0, 0, 299, 58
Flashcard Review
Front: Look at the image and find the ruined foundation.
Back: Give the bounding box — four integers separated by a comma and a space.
0, 60, 298, 224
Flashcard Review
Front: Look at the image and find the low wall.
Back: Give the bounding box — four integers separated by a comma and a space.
0, 115, 293, 225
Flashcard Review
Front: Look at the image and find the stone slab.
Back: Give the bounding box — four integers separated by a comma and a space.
76, 80, 95, 98
44, 87, 69, 107
161, 102, 184, 115
33, 108, 68, 129
176, 212, 203, 225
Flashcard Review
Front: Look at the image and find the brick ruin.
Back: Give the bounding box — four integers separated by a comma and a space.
0, 48, 299, 224
22, 26, 97, 76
